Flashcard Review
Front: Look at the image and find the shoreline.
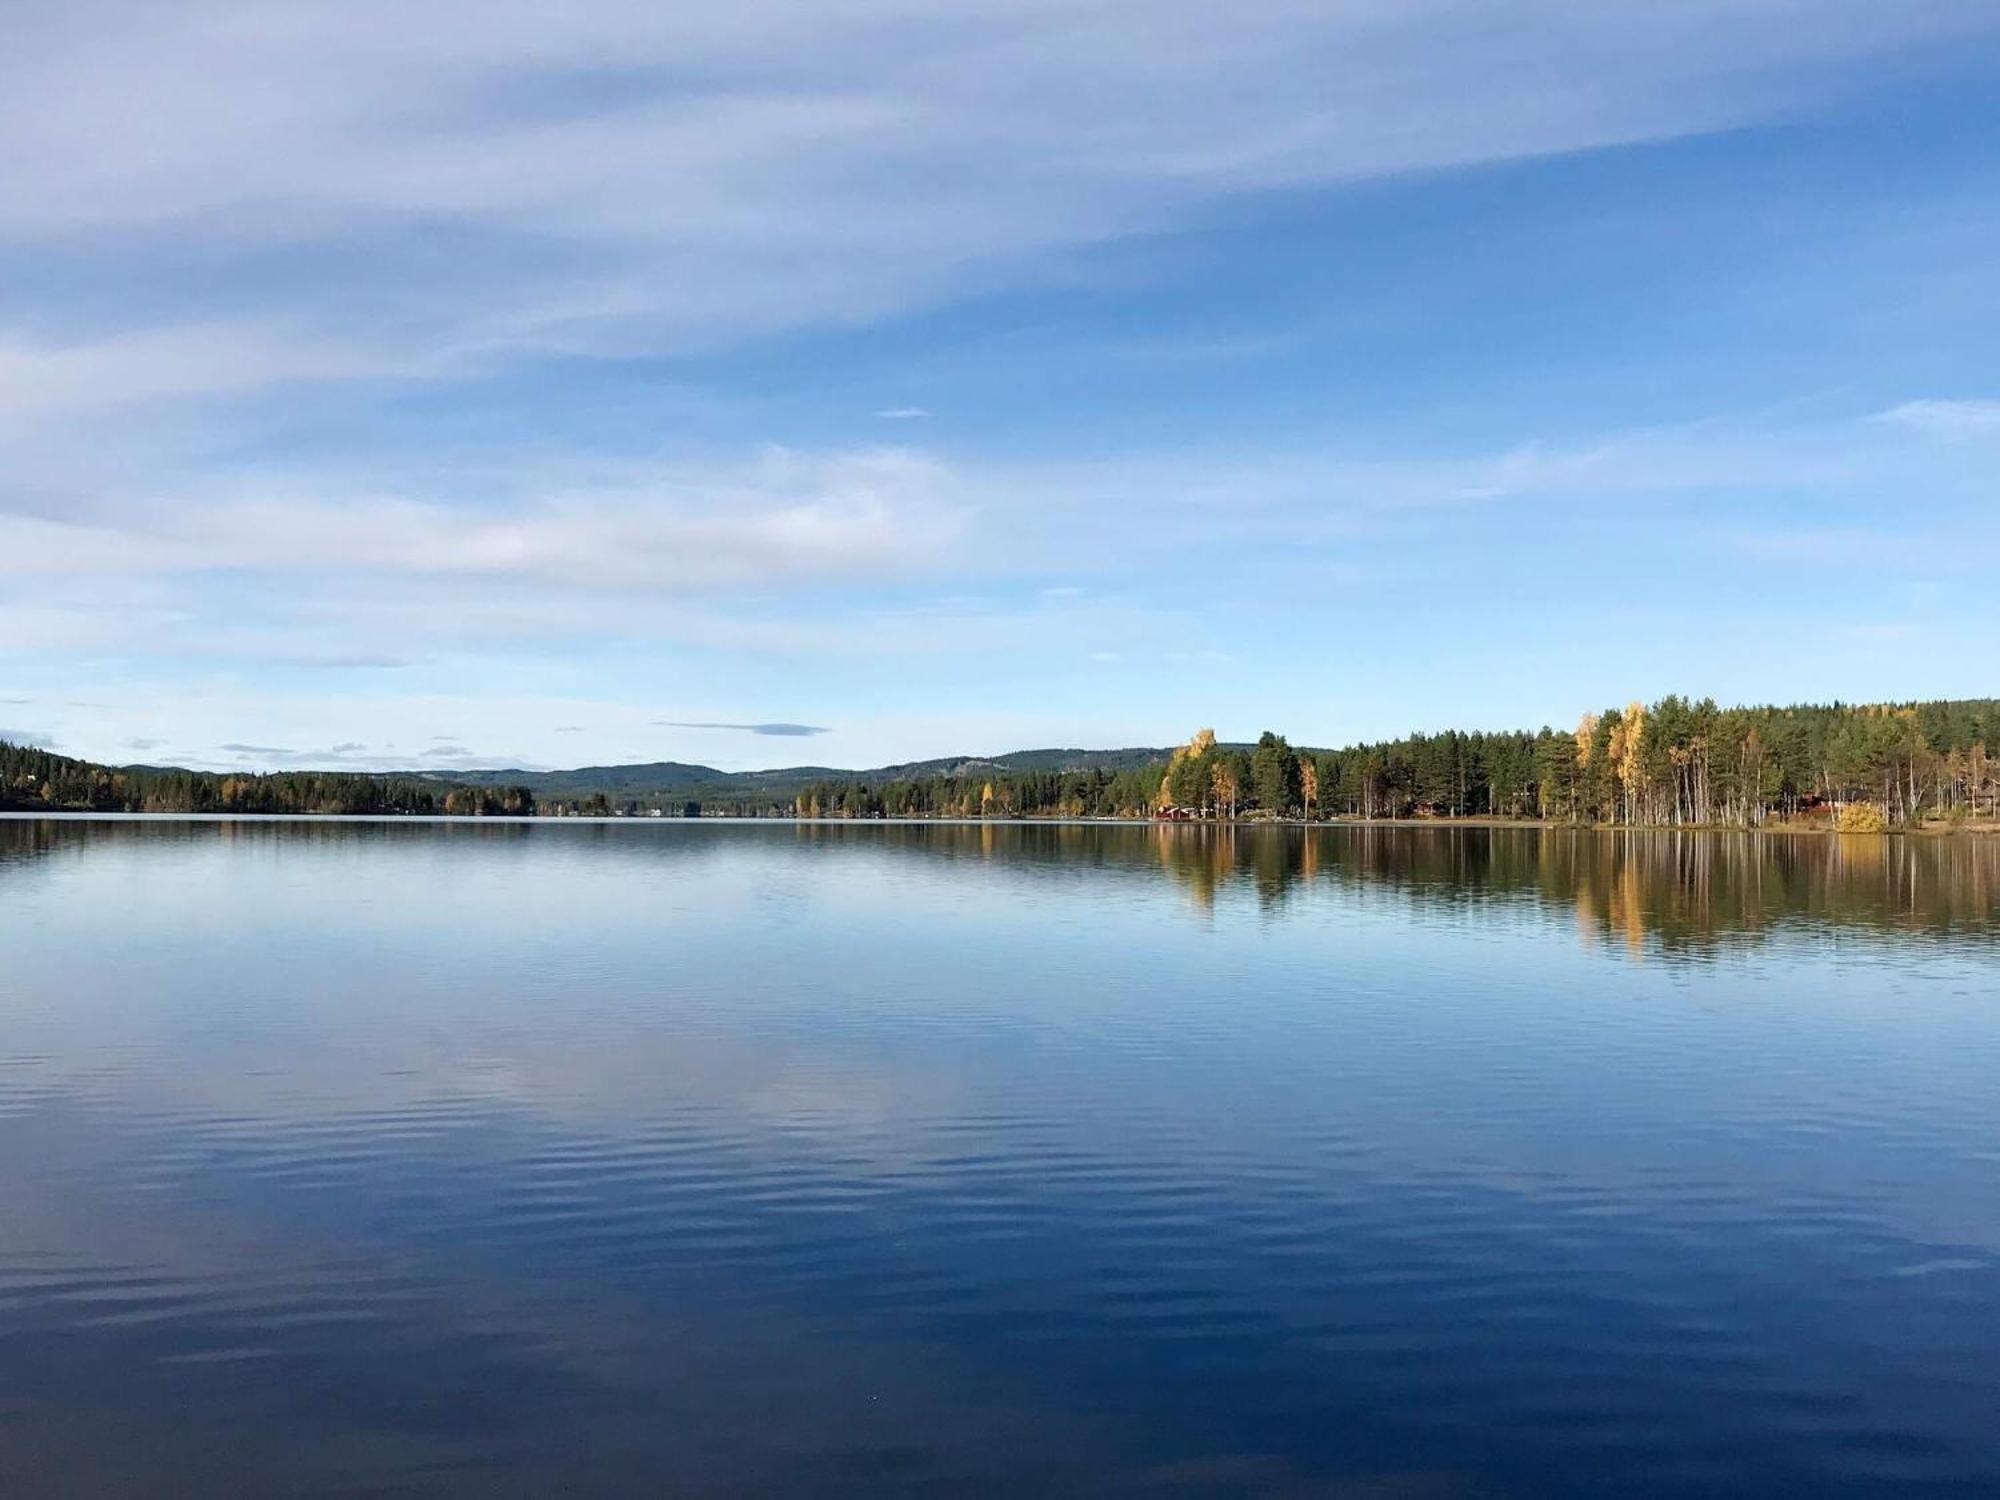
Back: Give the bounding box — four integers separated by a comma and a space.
6, 809, 1995, 835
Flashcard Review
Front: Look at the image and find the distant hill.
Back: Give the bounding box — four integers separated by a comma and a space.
439, 761, 737, 796
844, 746, 1171, 780
429, 746, 1175, 806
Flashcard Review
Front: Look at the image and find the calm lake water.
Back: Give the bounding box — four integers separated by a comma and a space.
3, 818, 1997, 1497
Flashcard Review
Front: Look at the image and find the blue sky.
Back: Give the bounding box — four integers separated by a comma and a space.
2, 1, 1997, 772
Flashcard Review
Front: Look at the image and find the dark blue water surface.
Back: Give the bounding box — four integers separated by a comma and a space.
2, 818, 1997, 1497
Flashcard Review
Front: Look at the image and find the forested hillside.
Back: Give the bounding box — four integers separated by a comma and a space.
443, 746, 1171, 808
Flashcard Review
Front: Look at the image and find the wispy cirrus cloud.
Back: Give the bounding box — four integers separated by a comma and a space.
0, 323, 399, 425
4, 1, 1987, 424
653, 721, 832, 737
1870, 399, 2000, 437
1838, 622, 1918, 642
0, 410, 1978, 691
212, 740, 378, 766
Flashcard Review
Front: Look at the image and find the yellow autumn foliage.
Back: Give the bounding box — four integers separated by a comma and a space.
1836, 801, 1888, 833
1160, 727, 1218, 805
1616, 700, 1647, 796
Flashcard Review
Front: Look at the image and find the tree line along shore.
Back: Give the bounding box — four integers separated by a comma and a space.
0, 752, 536, 819
791, 697, 1996, 830
4, 696, 1996, 829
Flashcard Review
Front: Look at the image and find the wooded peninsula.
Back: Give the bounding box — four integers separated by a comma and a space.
4, 695, 1996, 830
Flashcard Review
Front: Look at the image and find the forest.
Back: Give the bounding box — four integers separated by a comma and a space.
0, 742, 535, 816
779, 697, 2000, 829
5, 696, 1996, 827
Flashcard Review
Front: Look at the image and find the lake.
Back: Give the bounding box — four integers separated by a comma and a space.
2, 817, 1997, 1496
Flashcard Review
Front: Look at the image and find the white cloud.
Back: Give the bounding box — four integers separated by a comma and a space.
1871, 399, 2000, 437
0, 446, 963, 591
